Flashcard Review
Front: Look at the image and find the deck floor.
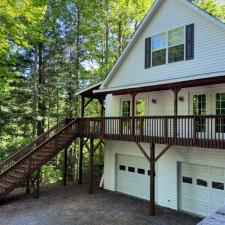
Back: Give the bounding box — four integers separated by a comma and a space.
0, 182, 201, 225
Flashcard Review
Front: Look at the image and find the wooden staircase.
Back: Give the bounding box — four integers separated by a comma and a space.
0, 118, 78, 201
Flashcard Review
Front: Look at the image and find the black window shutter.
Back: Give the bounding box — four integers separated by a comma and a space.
186, 24, 194, 60
145, 37, 151, 68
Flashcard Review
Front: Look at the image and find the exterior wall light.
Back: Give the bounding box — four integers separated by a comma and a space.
151, 99, 157, 103
178, 96, 184, 102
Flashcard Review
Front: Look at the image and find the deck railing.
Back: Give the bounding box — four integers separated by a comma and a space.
77, 115, 225, 149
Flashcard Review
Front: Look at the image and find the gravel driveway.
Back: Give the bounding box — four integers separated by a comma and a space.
0, 182, 201, 225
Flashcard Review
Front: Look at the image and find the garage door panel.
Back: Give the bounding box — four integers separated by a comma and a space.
211, 167, 225, 177
116, 154, 153, 201
196, 189, 210, 201
180, 162, 225, 217
211, 191, 225, 204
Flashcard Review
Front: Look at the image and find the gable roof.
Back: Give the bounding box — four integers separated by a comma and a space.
76, 81, 103, 99
100, 0, 225, 90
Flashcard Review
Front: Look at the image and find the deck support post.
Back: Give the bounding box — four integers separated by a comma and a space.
89, 137, 94, 194
131, 92, 137, 136
172, 87, 181, 141
79, 96, 85, 184
36, 169, 40, 199
63, 148, 68, 186
150, 142, 155, 216
26, 176, 30, 194
26, 169, 41, 199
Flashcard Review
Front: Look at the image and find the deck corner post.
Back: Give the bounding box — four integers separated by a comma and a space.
89, 137, 94, 194
26, 176, 30, 194
36, 169, 40, 199
131, 92, 137, 136
78, 138, 83, 184
150, 142, 155, 216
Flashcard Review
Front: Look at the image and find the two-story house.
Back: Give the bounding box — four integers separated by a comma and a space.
77, 0, 225, 218
1, 0, 225, 220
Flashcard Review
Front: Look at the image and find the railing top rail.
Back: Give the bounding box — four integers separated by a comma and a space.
0, 118, 74, 173
79, 115, 225, 120
0, 118, 77, 177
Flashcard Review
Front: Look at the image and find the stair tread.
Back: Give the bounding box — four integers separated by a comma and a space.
0, 120, 76, 200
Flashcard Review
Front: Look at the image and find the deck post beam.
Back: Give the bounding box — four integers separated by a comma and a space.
150, 142, 155, 216
135, 142, 150, 163
36, 169, 40, 199
26, 169, 41, 198
89, 137, 94, 194
172, 87, 181, 142
155, 145, 172, 162
63, 148, 68, 186
79, 96, 85, 184
26, 176, 30, 194
131, 92, 137, 136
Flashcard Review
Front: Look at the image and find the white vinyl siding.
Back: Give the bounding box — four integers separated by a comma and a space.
104, 141, 225, 214
107, 0, 225, 89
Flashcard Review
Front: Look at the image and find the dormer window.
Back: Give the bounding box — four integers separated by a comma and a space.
145, 24, 194, 68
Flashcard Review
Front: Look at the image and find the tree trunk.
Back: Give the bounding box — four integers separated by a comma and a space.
32, 44, 38, 138
37, 43, 45, 136
105, 0, 109, 64
118, 20, 122, 55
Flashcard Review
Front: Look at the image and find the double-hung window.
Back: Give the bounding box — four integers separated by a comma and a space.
145, 24, 194, 68
152, 32, 167, 66
168, 27, 185, 63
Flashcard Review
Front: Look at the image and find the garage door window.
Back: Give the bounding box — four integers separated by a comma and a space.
212, 181, 224, 190
119, 165, 126, 171
182, 176, 192, 184
128, 167, 135, 173
138, 168, 145, 175
197, 179, 207, 187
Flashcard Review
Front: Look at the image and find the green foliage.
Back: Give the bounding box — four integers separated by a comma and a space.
41, 164, 63, 184
196, 0, 225, 22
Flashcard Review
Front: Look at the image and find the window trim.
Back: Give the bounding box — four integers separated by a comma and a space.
148, 25, 188, 67
121, 98, 131, 117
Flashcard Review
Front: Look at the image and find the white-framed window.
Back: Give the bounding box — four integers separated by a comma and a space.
152, 32, 167, 66
193, 94, 206, 132
151, 26, 185, 67
168, 27, 185, 63
121, 100, 131, 117
216, 93, 225, 133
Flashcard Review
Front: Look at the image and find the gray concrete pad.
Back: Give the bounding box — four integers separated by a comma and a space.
0, 182, 201, 225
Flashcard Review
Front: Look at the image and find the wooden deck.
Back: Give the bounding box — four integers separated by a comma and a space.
76, 115, 225, 149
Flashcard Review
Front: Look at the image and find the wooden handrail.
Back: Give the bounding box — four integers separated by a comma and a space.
0, 118, 77, 177
0, 118, 73, 174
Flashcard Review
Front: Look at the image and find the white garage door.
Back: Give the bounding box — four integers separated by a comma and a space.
179, 162, 225, 216
116, 154, 157, 200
